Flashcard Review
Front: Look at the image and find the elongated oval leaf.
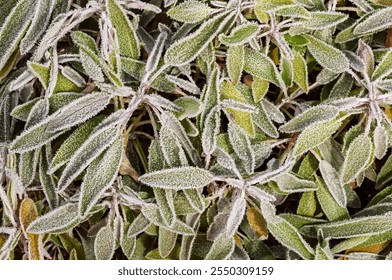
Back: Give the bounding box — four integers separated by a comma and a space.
319, 160, 346, 207
95, 226, 115, 260
167, 0, 214, 24
354, 7, 392, 35
219, 22, 259, 46
305, 35, 349, 74
27, 203, 80, 234
79, 136, 123, 217
140, 167, 214, 190
204, 233, 235, 260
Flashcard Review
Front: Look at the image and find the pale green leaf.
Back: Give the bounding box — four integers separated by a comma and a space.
354, 7, 392, 35
219, 22, 259, 46
204, 233, 235, 260
319, 160, 346, 207
227, 45, 244, 85
158, 228, 177, 258
302, 11, 348, 30
167, 0, 214, 24
94, 226, 115, 260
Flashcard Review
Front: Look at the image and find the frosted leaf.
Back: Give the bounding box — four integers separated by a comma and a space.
261, 99, 285, 124
279, 105, 338, 133
173, 96, 204, 120
219, 22, 259, 46
49, 116, 104, 174
372, 49, 392, 81
302, 11, 348, 30
222, 99, 258, 113
357, 40, 374, 77
95, 226, 115, 260
252, 78, 269, 103
274, 5, 310, 19
158, 228, 177, 258
301, 215, 392, 239
165, 11, 234, 66
374, 125, 388, 160
319, 160, 346, 208
377, 79, 392, 91
39, 146, 59, 209
20, 0, 54, 55
246, 160, 295, 186
329, 73, 354, 99
121, 231, 136, 259
253, 100, 279, 138
57, 126, 119, 192
146, 94, 183, 113
11, 97, 40, 121
305, 35, 349, 74
275, 172, 318, 193
179, 214, 200, 260
292, 51, 308, 93
293, 119, 342, 156
139, 167, 214, 190
226, 194, 246, 237
200, 67, 220, 128
255, 0, 295, 11
60, 66, 86, 88
315, 243, 333, 260
160, 125, 188, 167
9, 115, 65, 153
141, 204, 195, 235
19, 150, 40, 187
316, 178, 349, 222
79, 136, 123, 217
27, 203, 80, 234
202, 106, 220, 157
0, 0, 36, 71
376, 155, 392, 189
153, 188, 176, 227
246, 185, 276, 202
46, 92, 110, 133
106, 0, 140, 58
167, 0, 214, 24
343, 50, 365, 73
244, 48, 286, 90
80, 50, 104, 82
316, 68, 339, 85
228, 122, 255, 174
145, 31, 168, 75
354, 7, 392, 35
127, 214, 151, 237
166, 75, 201, 95
280, 56, 293, 87
227, 45, 244, 85
267, 216, 315, 260
341, 134, 373, 184
183, 189, 206, 213
204, 232, 235, 260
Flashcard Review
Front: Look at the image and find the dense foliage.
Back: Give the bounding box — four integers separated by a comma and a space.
1, 0, 392, 260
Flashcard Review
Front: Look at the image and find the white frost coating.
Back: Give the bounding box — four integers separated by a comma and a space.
167, 0, 214, 24
202, 106, 220, 156
319, 160, 347, 207
140, 167, 214, 190
354, 7, 392, 35
145, 31, 168, 75
279, 105, 338, 133
166, 75, 202, 95
26, 203, 79, 234
47, 92, 109, 132
275, 172, 318, 193
221, 99, 258, 113
228, 122, 255, 174
95, 226, 115, 260
374, 125, 388, 160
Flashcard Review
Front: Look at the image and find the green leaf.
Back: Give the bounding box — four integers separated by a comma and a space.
140, 167, 214, 190
280, 105, 338, 133
219, 22, 259, 46
79, 136, 123, 217
293, 119, 342, 156
275, 172, 318, 193
341, 134, 373, 184
302, 11, 348, 30
354, 7, 392, 35
244, 48, 286, 90
372, 49, 392, 81
0, 0, 36, 71
49, 116, 105, 173
158, 228, 177, 258
173, 96, 203, 120
204, 233, 235, 260
165, 11, 234, 66
252, 78, 269, 102
274, 5, 310, 19
106, 0, 140, 58
227, 45, 244, 85
374, 125, 388, 160
255, 0, 294, 11
316, 178, 349, 222
94, 226, 115, 260
27, 203, 80, 234
267, 216, 315, 260
46, 93, 109, 133
292, 51, 308, 93
202, 106, 220, 157
319, 160, 346, 207
153, 189, 176, 227
301, 215, 392, 239
305, 35, 349, 74
39, 146, 59, 209
167, 0, 214, 24
127, 214, 151, 237
376, 154, 392, 189
57, 126, 120, 192
228, 122, 255, 174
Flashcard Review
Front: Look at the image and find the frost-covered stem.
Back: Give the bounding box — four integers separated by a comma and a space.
335, 7, 359, 12
270, 138, 292, 148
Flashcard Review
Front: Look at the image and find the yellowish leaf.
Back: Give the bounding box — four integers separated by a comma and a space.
246, 207, 268, 240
